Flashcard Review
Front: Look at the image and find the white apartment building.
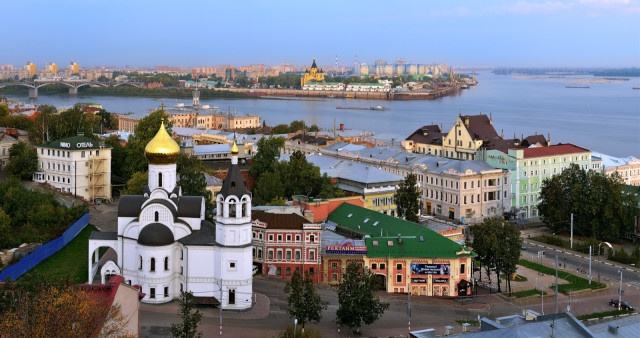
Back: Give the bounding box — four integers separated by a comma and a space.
33, 134, 112, 202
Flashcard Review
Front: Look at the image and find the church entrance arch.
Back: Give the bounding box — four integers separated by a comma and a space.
88, 243, 118, 284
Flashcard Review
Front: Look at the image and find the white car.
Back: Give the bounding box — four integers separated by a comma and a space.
252, 265, 258, 275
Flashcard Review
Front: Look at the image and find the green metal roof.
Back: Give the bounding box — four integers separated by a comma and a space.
39, 135, 111, 151
328, 203, 475, 258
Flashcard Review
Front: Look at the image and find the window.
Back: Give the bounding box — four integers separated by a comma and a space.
286, 234, 291, 241
150, 288, 155, 299
180, 266, 183, 274
268, 250, 273, 259
461, 264, 466, 274
331, 262, 338, 268
268, 234, 273, 241
310, 235, 315, 243
180, 284, 183, 292
164, 257, 169, 270
276, 250, 282, 259
372, 263, 377, 270
309, 250, 315, 260
286, 250, 291, 260
230, 261, 236, 269
380, 263, 386, 270
332, 273, 338, 281
396, 275, 402, 283
155, 211, 159, 222
181, 250, 183, 260
295, 250, 301, 260
286, 267, 291, 276
277, 234, 282, 241
158, 172, 163, 187
396, 263, 402, 270
81, 151, 85, 158
139, 256, 142, 270
164, 287, 169, 298
150, 258, 155, 272
295, 235, 300, 241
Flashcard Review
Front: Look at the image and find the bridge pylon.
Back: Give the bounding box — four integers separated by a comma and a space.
29, 87, 38, 98
69, 87, 78, 95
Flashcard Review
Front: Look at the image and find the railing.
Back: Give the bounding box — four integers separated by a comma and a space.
0, 213, 90, 281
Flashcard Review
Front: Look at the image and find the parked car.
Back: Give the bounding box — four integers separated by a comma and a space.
609, 299, 635, 311
252, 265, 258, 275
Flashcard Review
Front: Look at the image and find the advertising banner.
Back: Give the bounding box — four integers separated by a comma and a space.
410, 263, 450, 275
433, 278, 449, 283
325, 245, 367, 255
411, 278, 428, 283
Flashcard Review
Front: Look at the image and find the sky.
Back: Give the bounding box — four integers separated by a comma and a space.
2, 0, 639, 68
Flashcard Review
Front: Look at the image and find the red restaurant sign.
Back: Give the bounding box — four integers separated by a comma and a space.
325, 245, 367, 254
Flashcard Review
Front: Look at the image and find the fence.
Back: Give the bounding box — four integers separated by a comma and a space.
0, 213, 90, 281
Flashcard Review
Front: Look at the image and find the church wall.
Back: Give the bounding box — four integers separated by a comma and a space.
134, 244, 178, 304
118, 217, 136, 236
148, 163, 177, 192
185, 246, 216, 279
140, 204, 174, 228
179, 216, 201, 231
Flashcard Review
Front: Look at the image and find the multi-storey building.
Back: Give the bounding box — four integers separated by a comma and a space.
347, 83, 391, 92
323, 203, 476, 296
0, 129, 19, 169
46, 62, 57, 74
405, 114, 548, 160
302, 82, 345, 91
251, 209, 322, 282
24, 62, 36, 78
592, 152, 640, 186
68, 62, 79, 74
33, 134, 112, 202
320, 143, 510, 224
482, 144, 591, 219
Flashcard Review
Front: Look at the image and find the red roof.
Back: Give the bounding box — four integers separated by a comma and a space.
518, 144, 590, 158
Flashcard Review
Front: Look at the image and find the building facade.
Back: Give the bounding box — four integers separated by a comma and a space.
251, 209, 322, 283
346, 83, 391, 92
88, 123, 253, 310
592, 152, 640, 186
33, 135, 112, 202
302, 82, 346, 91
483, 144, 591, 219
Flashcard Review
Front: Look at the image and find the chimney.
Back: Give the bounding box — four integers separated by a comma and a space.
608, 323, 619, 334
303, 210, 315, 223
489, 112, 492, 125
501, 129, 504, 139
464, 117, 469, 128
547, 132, 550, 145
340, 123, 344, 130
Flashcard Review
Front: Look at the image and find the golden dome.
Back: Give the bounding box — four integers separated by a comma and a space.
145, 121, 180, 164
231, 140, 239, 156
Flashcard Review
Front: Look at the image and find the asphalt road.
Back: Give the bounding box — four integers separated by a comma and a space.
522, 240, 640, 289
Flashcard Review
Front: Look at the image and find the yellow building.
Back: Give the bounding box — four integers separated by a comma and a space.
69, 62, 79, 74
46, 62, 58, 74
24, 62, 36, 78
300, 58, 324, 87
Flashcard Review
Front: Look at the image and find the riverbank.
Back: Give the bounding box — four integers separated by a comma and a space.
0, 85, 255, 99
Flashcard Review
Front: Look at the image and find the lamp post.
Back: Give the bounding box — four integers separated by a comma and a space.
294, 318, 298, 338
598, 242, 613, 283
617, 269, 623, 311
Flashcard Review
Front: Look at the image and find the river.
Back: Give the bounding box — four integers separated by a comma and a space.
4, 72, 639, 157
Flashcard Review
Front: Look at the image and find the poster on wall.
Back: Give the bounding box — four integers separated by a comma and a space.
410, 263, 450, 275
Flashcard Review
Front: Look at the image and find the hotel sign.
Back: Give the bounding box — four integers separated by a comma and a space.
60, 142, 94, 149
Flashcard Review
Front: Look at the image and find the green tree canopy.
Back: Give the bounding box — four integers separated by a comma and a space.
284, 271, 327, 328
538, 164, 639, 241
6, 142, 37, 180
122, 171, 148, 195
336, 262, 389, 334
170, 291, 203, 338
104, 135, 127, 178
124, 110, 171, 178
394, 173, 420, 222
250, 136, 285, 177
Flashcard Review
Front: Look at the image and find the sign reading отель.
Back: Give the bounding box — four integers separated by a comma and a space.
59, 142, 94, 149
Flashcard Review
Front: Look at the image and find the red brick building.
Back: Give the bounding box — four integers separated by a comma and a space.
292, 195, 365, 222
251, 210, 322, 283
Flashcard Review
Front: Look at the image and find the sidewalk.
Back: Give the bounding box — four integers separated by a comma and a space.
140, 292, 270, 321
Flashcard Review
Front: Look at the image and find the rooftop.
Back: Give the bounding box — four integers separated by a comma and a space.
39, 135, 112, 151
517, 143, 590, 158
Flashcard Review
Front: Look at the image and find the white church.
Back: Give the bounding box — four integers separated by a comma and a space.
89, 121, 253, 310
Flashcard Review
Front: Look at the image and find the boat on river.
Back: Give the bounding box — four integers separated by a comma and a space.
336, 105, 390, 111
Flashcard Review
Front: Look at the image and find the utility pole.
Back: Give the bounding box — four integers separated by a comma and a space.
570, 213, 573, 249
588, 246, 592, 285
408, 279, 411, 333
555, 255, 559, 313
618, 269, 623, 311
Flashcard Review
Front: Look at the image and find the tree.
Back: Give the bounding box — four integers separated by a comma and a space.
178, 168, 213, 221
6, 142, 38, 180
289, 120, 306, 133
253, 171, 285, 205
0, 280, 135, 337
538, 164, 639, 241
122, 171, 148, 195
249, 136, 285, 177
284, 271, 327, 328
471, 217, 521, 294
271, 124, 291, 135
394, 173, 420, 222
105, 135, 127, 178
124, 110, 171, 178
308, 124, 320, 132
170, 291, 203, 338
336, 262, 389, 334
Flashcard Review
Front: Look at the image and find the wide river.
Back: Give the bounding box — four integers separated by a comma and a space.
5, 72, 639, 157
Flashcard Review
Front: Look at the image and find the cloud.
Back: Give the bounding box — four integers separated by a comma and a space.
578, 0, 630, 5
428, 6, 471, 18
502, 1, 576, 15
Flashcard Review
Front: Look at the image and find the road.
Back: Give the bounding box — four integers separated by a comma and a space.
522, 240, 640, 289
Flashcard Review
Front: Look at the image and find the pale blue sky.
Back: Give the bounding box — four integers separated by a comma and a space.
3, 0, 639, 68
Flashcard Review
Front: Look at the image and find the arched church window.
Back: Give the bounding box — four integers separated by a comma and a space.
242, 202, 247, 217
150, 258, 156, 272
230, 202, 236, 218
158, 173, 163, 187
155, 211, 159, 222
164, 257, 169, 271
139, 256, 142, 270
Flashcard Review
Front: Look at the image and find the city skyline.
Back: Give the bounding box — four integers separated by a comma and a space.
2, 0, 638, 68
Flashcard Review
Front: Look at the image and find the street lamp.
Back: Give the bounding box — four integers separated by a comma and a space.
598, 242, 613, 283
294, 318, 298, 338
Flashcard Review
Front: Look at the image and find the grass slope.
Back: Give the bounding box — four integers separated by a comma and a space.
20, 225, 97, 284
519, 259, 606, 294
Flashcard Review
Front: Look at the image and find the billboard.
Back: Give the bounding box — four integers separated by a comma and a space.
410, 263, 450, 275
